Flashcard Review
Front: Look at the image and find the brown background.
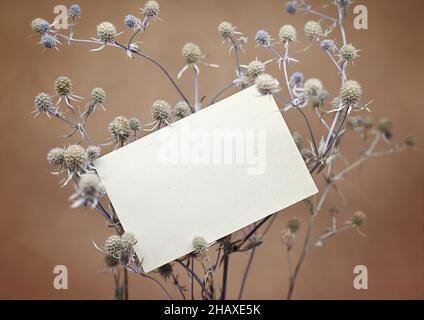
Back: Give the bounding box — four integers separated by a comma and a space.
0, 0, 423, 299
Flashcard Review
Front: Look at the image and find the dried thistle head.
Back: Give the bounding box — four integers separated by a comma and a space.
285, 1, 297, 14
108, 116, 131, 141
290, 72, 304, 86
34, 92, 52, 113
352, 211, 366, 227
157, 263, 173, 280
192, 236, 208, 254
86, 145, 101, 162
279, 25, 297, 43
304, 21, 323, 41
152, 100, 171, 122
246, 59, 266, 78
40, 34, 58, 49
405, 135, 417, 147
142, 0, 160, 17
235, 76, 251, 89
320, 39, 335, 51
124, 15, 140, 28
104, 254, 119, 267
287, 217, 301, 234
255, 74, 280, 95
104, 235, 124, 257
255, 30, 271, 46
54, 76, 72, 96
218, 21, 235, 39
339, 44, 359, 63
78, 174, 101, 198
64, 144, 87, 171
364, 116, 375, 129
128, 117, 142, 131
340, 80, 362, 106
377, 118, 393, 135
68, 4, 81, 19
91, 87, 106, 104
304, 78, 324, 97
121, 232, 137, 247
96, 21, 117, 43
31, 18, 50, 34
47, 147, 65, 167
174, 101, 191, 118
181, 43, 202, 64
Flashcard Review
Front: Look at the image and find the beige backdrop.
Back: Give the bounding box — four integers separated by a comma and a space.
0, 0, 423, 299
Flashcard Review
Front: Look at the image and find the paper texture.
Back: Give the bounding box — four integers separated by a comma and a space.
95, 86, 318, 272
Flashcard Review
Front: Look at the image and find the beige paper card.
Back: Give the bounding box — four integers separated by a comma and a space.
95, 86, 317, 272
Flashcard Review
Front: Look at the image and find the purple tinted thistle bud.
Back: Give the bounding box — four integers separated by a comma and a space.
69, 4, 81, 19
290, 72, 304, 86
40, 34, 57, 49
31, 18, 50, 34
255, 30, 271, 46
285, 1, 297, 14
320, 39, 334, 51
124, 15, 139, 28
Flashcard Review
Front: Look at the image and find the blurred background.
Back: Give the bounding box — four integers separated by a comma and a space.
0, 0, 422, 299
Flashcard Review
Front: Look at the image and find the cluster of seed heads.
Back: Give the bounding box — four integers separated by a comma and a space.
54, 76, 73, 96
339, 44, 359, 62
91, 87, 106, 104
255, 74, 280, 95
108, 116, 131, 141
63, 144, 87, 171
104, 233, 137, 258
96, 21, 117, 43
246, 59, 266, 79
192, 236, 208, 253
174, 101, 191, 119
34, 92, 52, 113
218, 21, 235, 39
128, 117, 142, 131
304, 21, 323, 41
181, 43, 202, 64
279, 25, 297, 43
151, 100, 171, 122
340, 80, 362, 106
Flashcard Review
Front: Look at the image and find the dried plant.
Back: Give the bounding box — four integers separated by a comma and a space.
30, 0, 416, 300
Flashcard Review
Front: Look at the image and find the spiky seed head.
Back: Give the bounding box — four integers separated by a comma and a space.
320, 39, 335, 51
124, 15, 139, 28
54, 76, 72, 96
339, 44, 359, 62
143, 0, 160, 17
377, 118, 393, 134
96, 21, 117, 43
340, 80, 362, 106
108, 116, 131, 141
78, 174, 100, 197
40, 34, 57, 49
255, 30, 271, 46
247, 59, 266, 78
104, 254, 119, 267
255, 74, 280, 95
104, 235, 124, 257
310, 89, 329, 108
47, 148, 65, 167
337, 0, 353, 8
352, 211, 366, 227
86, 145, 101, 162
279, 25, 297, 43
292, 132, 303, 149
128, 117, 141, 131
91, 87, 105, 104
31, 18, 50, 34
174, 101, 191, 118
157, 263, 173, 280
181, 42, 202, 64
285, 1, 297, 14
152, 100, 171, 122
64, 144, 87, 171
192, 236, 208, 253
405, 135, 417, 147
287, 217, 301, 233
218, 21, 235, 39
69, 4, 81, 19
304, 21, 323, 41
304, 78, 324, 97
290, 72, 304, 86
121, 232, 137, 247
235, 76, 251, 89
34, 92, 52, 112
364, 116, 375, 129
